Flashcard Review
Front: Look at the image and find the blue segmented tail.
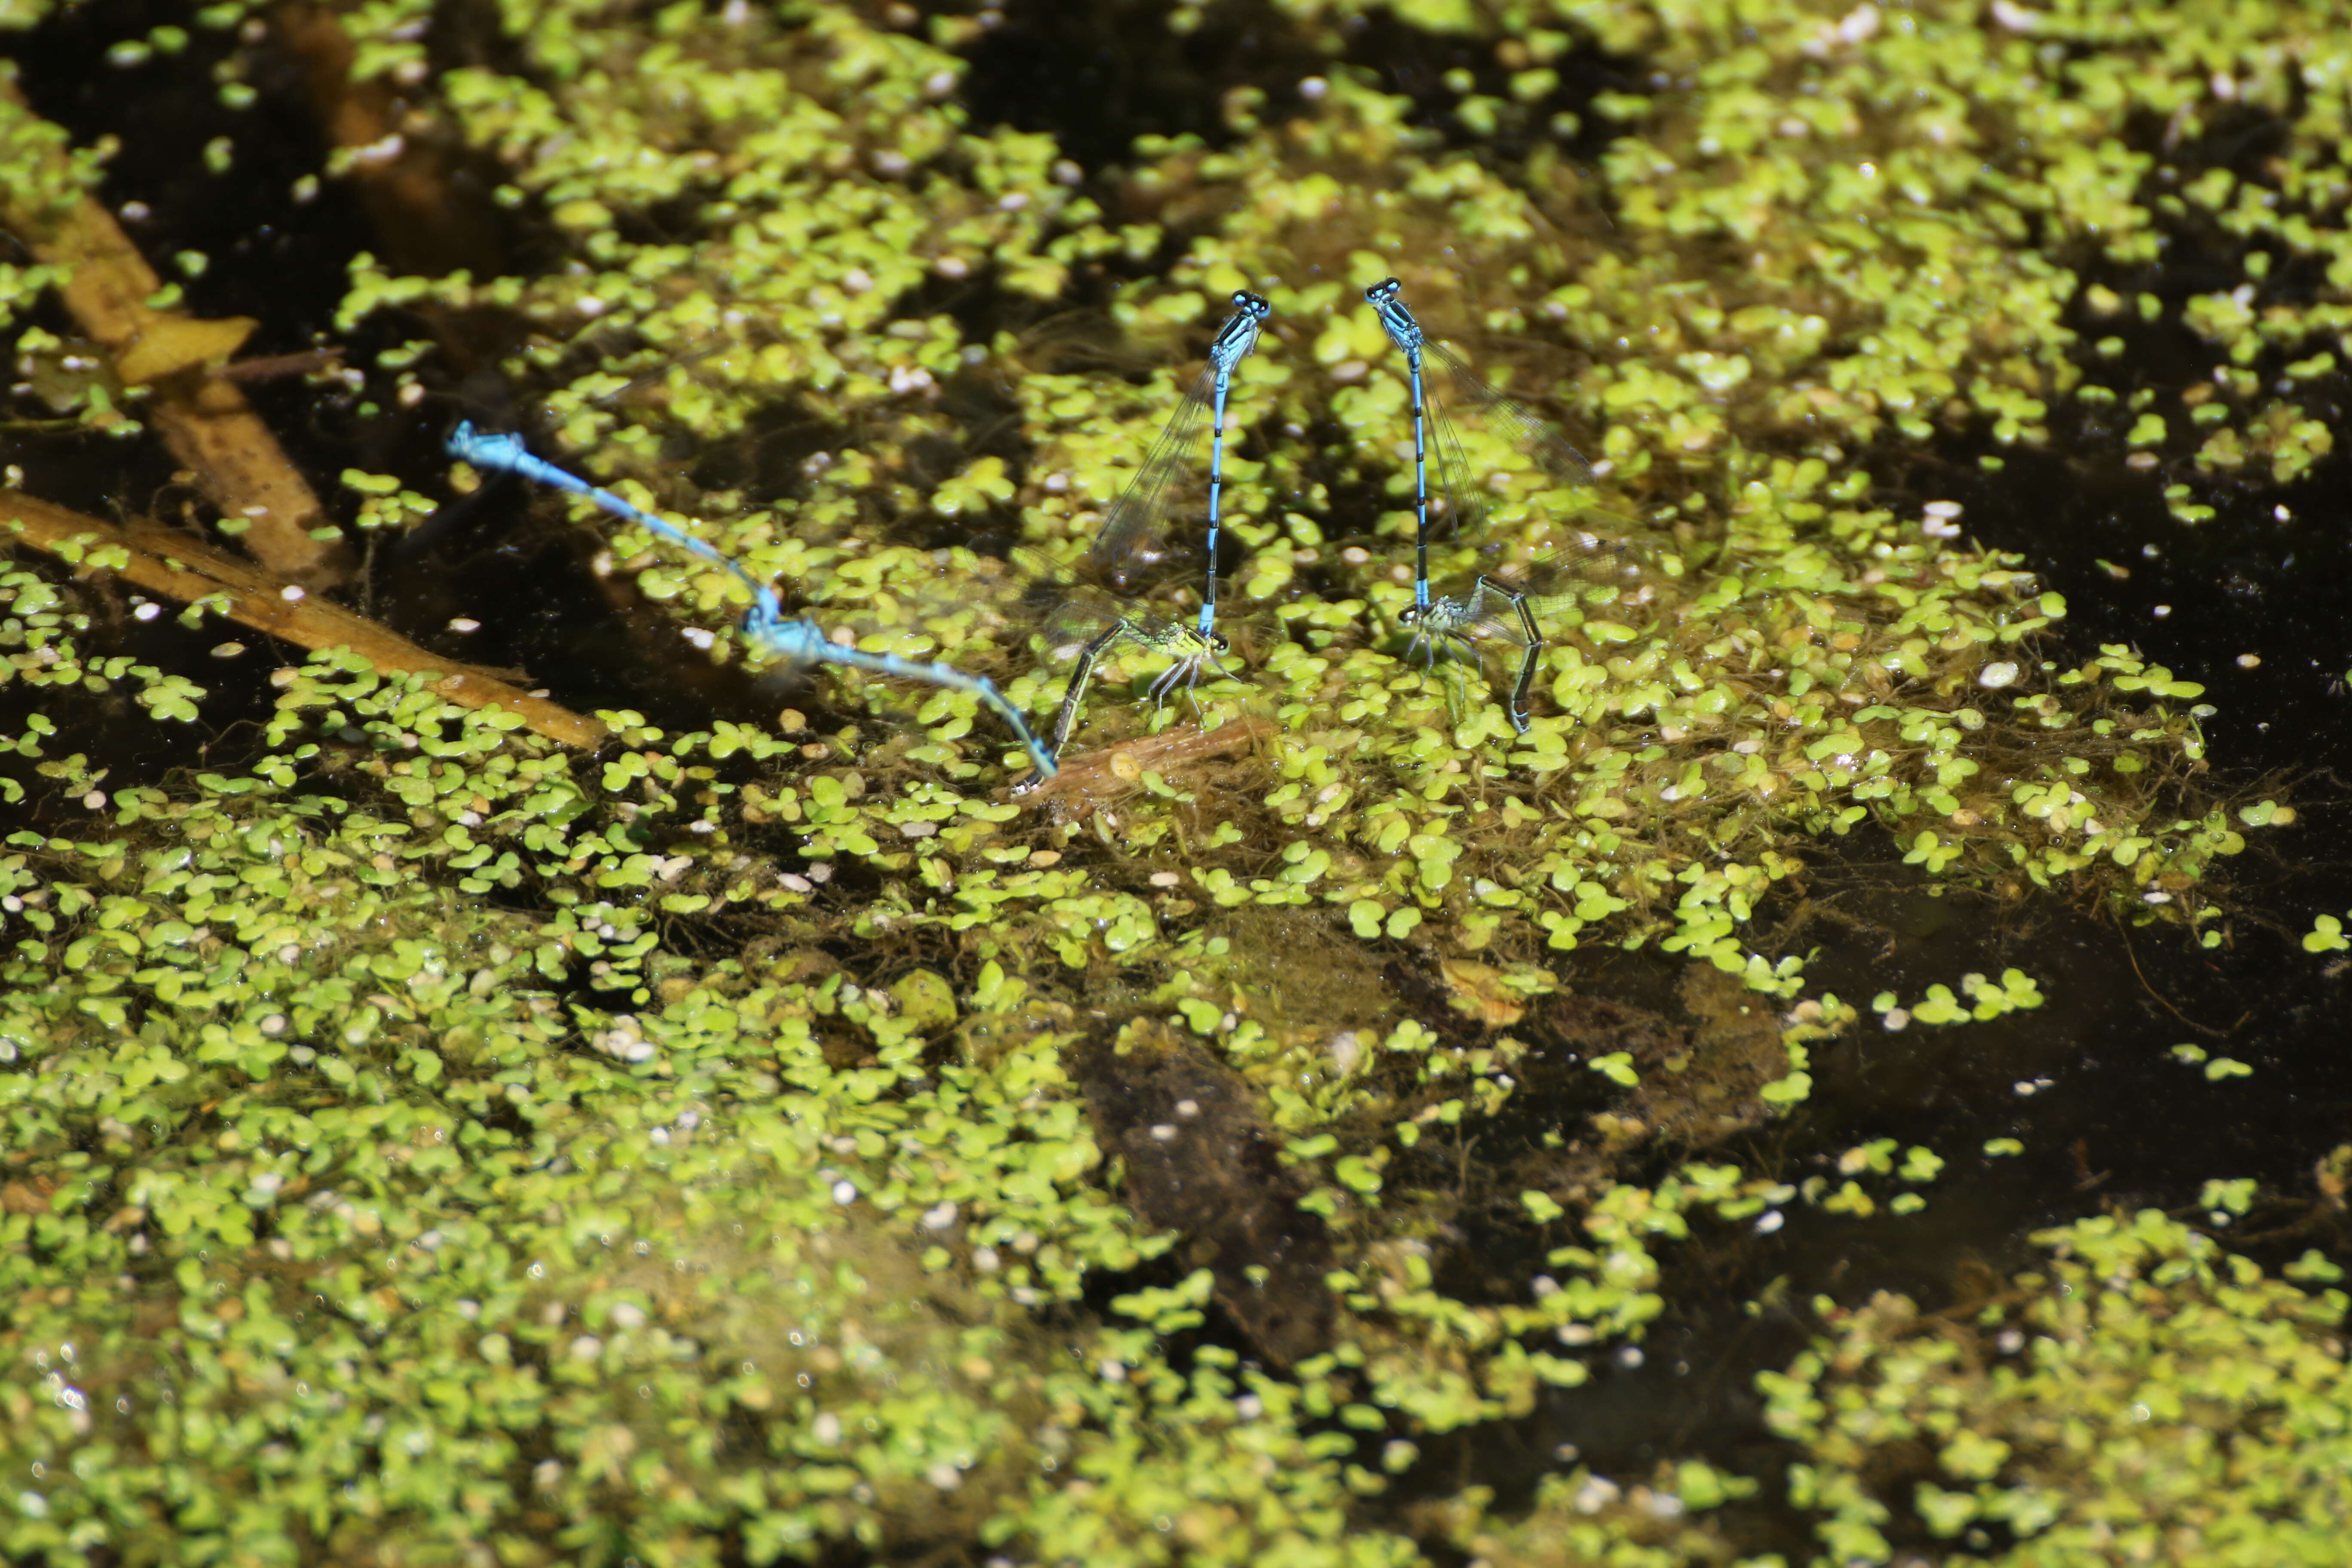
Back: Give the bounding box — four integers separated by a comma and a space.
446, 423, 1056, 780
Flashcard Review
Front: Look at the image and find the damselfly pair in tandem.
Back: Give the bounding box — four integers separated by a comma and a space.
1053, 279, 1669, 742
1361, 276, 1670, 735
446, 276, 1667, 784
443, 423, 1244, 794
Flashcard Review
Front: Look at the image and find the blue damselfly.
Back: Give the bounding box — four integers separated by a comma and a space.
1363, 279, 1666, 731
446, 423, 1057, 780
1090, 290, 1272, 645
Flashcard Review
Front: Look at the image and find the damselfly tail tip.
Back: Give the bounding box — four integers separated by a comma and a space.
1004, 738, 1058, 785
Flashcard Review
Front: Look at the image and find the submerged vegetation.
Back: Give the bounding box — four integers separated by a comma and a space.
0, 0, 2346, 1562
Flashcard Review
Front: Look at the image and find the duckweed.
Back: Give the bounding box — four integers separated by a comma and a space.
0, 646, 1817, 1565
1759, 1209, 2352, 1566
1871, 969, 2045, 1029
0, 0, 2338, 1561
283, 0, 2264, 993
2303, 911, 2349, 955
1274, 0, 2346, 488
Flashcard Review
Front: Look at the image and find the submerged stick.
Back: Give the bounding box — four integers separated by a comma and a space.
1016, 716, 1274, 814
0, 490, 606, 749
0, 84, 349, 586
270, 2, 504, 280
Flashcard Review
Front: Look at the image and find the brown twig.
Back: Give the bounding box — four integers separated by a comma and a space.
0, 83, 350, 586
211, 348, 346, 384
0, 490, 606, 750
1018, 717, 1276, 815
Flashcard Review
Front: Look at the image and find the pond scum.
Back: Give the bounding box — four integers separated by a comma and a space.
0, 0, 2346, 1563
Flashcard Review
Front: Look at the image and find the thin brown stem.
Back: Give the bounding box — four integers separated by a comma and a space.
1, 490, 606, 750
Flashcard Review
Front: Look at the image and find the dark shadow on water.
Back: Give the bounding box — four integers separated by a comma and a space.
959, 0, 1638, 174
959, 0, 1321, 174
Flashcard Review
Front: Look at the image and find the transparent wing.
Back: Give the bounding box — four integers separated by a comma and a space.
1451, 536, 1668, 645
1449, 588, 1537, 649
1416, 338, 1596, 551
1014, 544, 1216, 683
1420, 386, 1493, 540
1511, 533, 1663, 609
1087, 363, 1218, 588
1014, 546, 1132, 660
1427, 339, 1596, 490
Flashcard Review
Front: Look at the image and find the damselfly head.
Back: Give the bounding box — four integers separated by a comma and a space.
1211, 293, 1272, 370
1366, 278, 1403, 306
1397, 604, 1424, 628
